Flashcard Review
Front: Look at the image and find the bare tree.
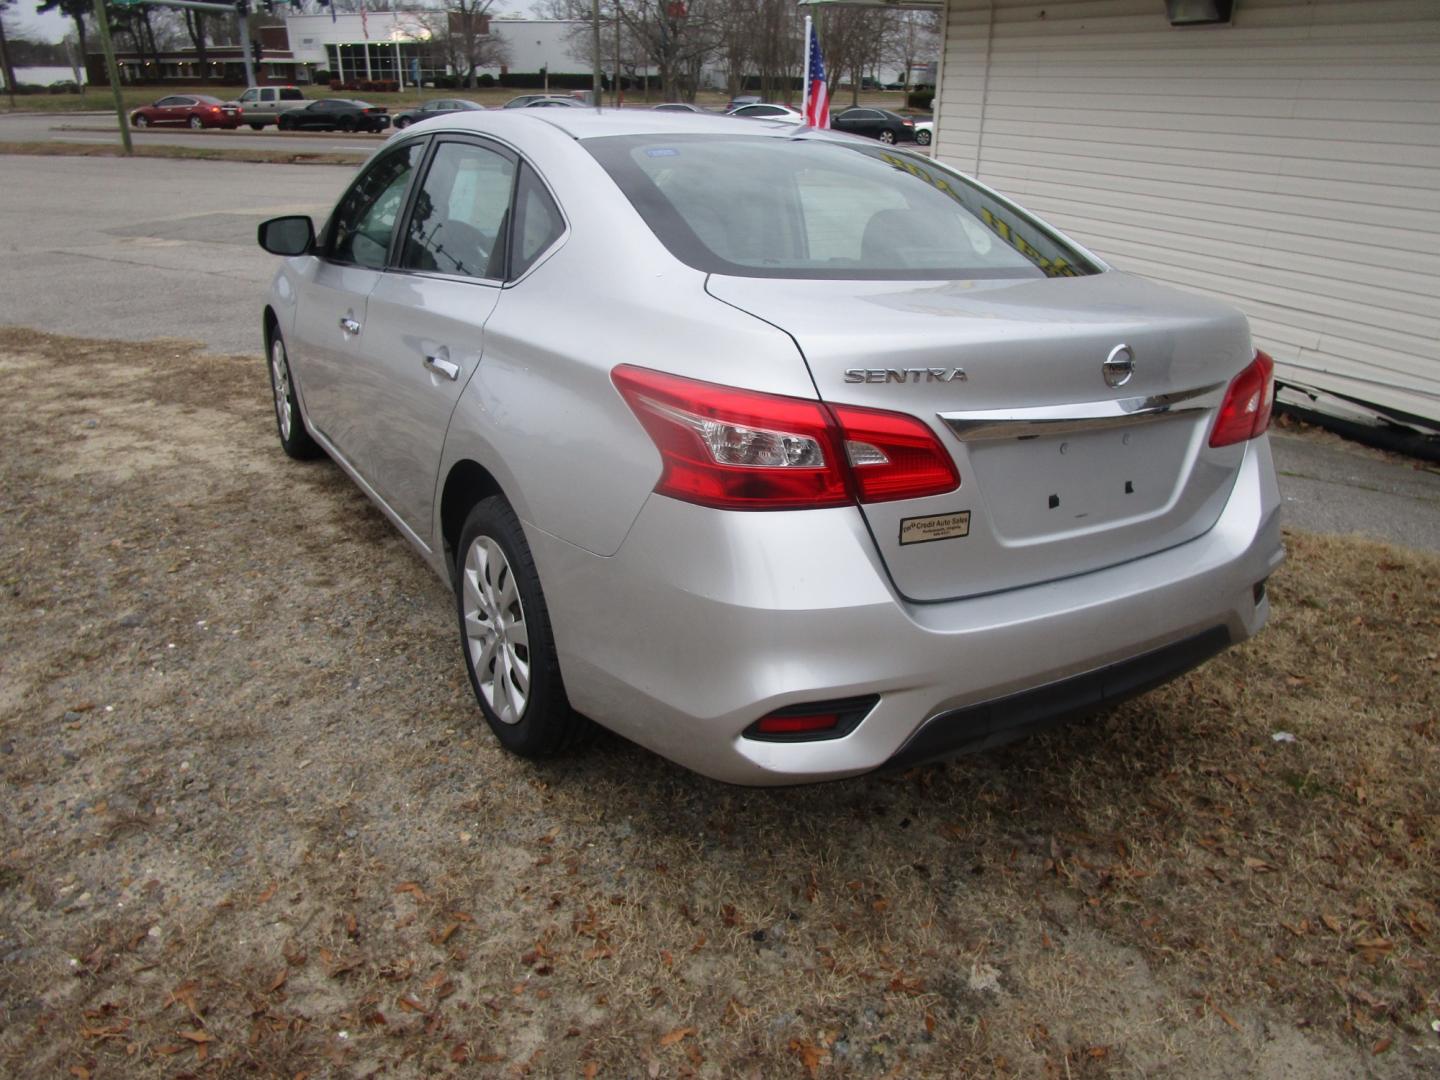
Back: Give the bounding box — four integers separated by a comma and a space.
418, 0, 508, 87
882, 9, 939, 89
817, 6, 888, 107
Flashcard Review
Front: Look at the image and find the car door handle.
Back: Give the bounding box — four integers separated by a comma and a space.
424, 354, 460, 381
339, 316, 361, 335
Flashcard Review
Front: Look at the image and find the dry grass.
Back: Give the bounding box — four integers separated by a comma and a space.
0, 328, 1435, 1078
0, 140, 367, 166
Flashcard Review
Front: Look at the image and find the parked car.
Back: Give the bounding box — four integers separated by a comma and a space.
830, 106, 917, 144
502, 94, 578, 108
130, 94, 241, 130
392, 98, 486, 129
913, 117, 934, 146
728, 102, 804, 121
234, 85, 308, 129
652, 102, 706, 112
276, 99, 390, 132
726, 94, 761, 110
256, 110, 1282, 785
524, 98, 587, 108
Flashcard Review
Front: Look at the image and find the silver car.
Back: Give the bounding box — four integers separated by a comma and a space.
257, 111, 1283, 785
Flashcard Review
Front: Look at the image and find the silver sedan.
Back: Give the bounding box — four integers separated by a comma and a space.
257, 110, 1283, 785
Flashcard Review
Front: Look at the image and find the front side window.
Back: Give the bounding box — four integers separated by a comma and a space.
585, 134, 1100, 281
401, 141, 516, 280
239, 89, 258, 103
327, 142, 424, 269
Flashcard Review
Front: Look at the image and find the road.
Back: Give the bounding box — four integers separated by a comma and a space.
1, 150, 1436, 549
0, 110, 387, 155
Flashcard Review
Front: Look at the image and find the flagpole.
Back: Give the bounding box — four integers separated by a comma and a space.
801, 13, 812, 122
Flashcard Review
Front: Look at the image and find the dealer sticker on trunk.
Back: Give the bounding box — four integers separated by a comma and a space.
899, 511, 971, 545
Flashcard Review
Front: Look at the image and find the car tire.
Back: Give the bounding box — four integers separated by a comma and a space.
879, 129, 896, 144
133, 115, 148, 128
395, 117, 410, 129
455, 496, 589, 758
266, 329, 321, 461
188, 115, 204, 129
916, 130, 931, 146
249, 122, 264, 131
337, 116, 355, 132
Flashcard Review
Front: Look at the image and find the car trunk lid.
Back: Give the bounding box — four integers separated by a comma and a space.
705, 270, 1254, 602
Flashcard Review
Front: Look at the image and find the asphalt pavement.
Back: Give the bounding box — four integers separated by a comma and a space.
0, 109, 386, 155
1, 147, 1436, 551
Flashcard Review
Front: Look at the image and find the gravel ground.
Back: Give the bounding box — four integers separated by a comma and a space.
1, 328, 1436, 1078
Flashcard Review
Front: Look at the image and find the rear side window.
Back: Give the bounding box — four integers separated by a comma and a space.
509, 164, 564, 278
585, 134, 1100, 281
280, 88, 303, 100
401, 141, 515, 280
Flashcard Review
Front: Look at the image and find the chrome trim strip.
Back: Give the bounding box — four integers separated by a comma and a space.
308, 426, 435, 558
940, 383, 1225, 442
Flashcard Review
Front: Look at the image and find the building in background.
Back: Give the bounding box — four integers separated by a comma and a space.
87, 12, 588, 89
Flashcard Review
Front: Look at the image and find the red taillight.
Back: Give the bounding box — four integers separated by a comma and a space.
611, 365, 959, 511
1209, 349, 1275, 448
209, 106, 222, 114
902, 119, 914, 126
756, 712, 840, 735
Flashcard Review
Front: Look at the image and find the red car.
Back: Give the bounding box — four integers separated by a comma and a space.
130, 94, 242, 130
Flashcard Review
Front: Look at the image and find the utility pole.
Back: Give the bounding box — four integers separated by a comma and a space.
92, 0, 133, 154
591, 0, 601, 107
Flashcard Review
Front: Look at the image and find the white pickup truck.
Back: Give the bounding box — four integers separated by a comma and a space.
234, 85, 308, 129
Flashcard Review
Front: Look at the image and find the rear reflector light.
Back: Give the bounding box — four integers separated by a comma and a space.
743, 696, 879, 742
1209, 349, 1275, 448
611, 365, 959, 511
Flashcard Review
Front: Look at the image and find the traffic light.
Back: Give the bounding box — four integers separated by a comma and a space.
252, 38, 264, 61
234, 0, 249, 14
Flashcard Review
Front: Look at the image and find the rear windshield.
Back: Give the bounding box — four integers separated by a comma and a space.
584, 134, 1100, 281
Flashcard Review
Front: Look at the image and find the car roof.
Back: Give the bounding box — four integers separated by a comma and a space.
424, 108, 812, 141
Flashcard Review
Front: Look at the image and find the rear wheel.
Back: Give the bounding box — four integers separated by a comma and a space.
456, 497, 588, 758
395, 117, 411, 129
267, 329, 321, 460
188, 115, 204, 129
916, 130, 931, 146
879, 129, 896, 144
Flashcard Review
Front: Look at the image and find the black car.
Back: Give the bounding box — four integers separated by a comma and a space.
392, 98, 485, 129
830, 106, 917, 145
276, 98, 390, 133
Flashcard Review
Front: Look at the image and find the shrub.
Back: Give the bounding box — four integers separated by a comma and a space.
477, 73, 494, 88
906, 87, 934, 111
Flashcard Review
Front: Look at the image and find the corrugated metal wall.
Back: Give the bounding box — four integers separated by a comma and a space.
934, 0, 1440, 428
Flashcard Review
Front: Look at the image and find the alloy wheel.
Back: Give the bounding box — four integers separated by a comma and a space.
880, 130, 896, 144
270, 337, 293, 441
462, 536, 531, 725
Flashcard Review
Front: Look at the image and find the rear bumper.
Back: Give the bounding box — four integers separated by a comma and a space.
530, 436, 1283, 785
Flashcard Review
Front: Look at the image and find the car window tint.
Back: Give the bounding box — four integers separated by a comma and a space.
510, 164, 564, 278
156, 97, 181, 107
328, 143, 424, 269
401, 141, 515, 280
586, 134, 1100, 281
280, 88, 303, 100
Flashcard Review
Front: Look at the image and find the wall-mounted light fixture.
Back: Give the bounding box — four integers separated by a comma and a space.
1165, 0, 1234, 25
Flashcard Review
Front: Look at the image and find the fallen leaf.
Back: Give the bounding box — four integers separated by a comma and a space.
69, 1067, 90, 1079
1206, 996, 1242, 1033
267, 968, 288, 992
432, 922, 460, 946
583, 1062, 599, 1079
394, 881, 428, 902
721, 904, 739, 927
789, 1038, 823, 1078
1322, 913, 1343, 933
1372, 1037, 1393, 1055
659, 1026, 696, 1048
1243, 857, 1274, 873
256, 882, 278, 904
178, 1029, 214, 1043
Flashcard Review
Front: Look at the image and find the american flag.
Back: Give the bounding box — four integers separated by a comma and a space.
804, 23, 829, 129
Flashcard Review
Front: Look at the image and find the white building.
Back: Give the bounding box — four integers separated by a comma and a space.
282, 12, 588, 86
924, 0, 1440, 432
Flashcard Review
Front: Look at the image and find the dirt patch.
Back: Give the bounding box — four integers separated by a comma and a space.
0, 327, 1436, 1078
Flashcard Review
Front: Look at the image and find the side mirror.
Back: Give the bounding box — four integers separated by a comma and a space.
258, 215, 315, 257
